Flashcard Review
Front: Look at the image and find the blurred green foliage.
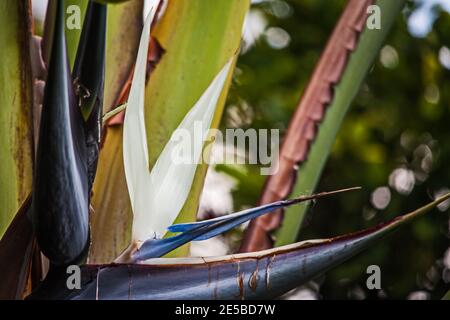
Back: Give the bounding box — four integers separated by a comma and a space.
223, 0, 450, 299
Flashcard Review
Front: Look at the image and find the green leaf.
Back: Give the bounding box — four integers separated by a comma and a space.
0, 0, 34, 238
275, 0, 406, 246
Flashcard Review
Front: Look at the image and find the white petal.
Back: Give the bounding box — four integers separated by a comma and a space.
123, 0, 160, 240
123, 0, 234, 242
139, 60, 232, 241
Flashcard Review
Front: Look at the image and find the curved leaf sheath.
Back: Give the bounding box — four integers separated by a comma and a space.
32, 0, 89, 266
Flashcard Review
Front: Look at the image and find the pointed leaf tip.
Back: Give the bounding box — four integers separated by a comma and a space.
167, 186, 361, 235
130, 188, 359, 261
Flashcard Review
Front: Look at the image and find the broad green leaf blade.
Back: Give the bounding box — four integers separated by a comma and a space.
0, 197, 33, 299
0, 0, 34, 238
32, 0, 89, 266
28, 194, 450, 300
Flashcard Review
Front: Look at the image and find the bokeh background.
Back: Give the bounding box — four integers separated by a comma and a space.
194, 0, 450, 300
